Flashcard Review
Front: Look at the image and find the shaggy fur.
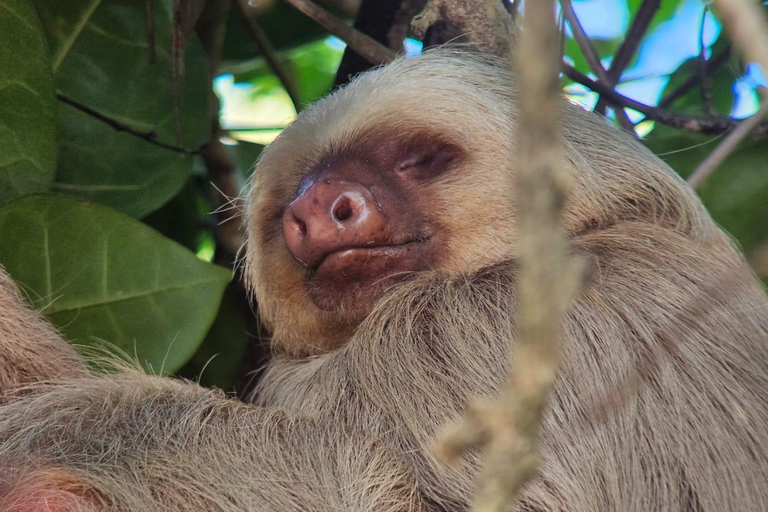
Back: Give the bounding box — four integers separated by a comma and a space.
0, 267, 87, 401
246, 51, 713, 356
0, 50, 766, 511
255, 226, 768, 510
248, 50, 768, 510
0, 371, 423, 511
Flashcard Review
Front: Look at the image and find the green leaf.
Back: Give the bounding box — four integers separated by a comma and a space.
227, 38, 343, 110
143, 175, 212, 252
644, 126, 768, 256
0, 194, 231, 374
227, 139, 263, 180
33, 0, 210, 217
290, 39, 344, 105
0, 0, 57, 205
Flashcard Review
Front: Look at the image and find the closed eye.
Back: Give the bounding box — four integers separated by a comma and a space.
398, 154, 436, 172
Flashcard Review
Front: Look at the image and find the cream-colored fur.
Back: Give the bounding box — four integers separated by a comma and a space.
246, 50, 714, 355
250, 50, 768, 510
0, 372, 422, 512
0, 267, 88, 402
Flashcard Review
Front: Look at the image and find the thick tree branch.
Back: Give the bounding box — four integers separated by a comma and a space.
411, 0, 513, 57
713, 0, 768, 78
56, 93, 199, 155
436, 1, 583, 510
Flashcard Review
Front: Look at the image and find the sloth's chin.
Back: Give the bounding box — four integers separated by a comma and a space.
306, 240, 432, 313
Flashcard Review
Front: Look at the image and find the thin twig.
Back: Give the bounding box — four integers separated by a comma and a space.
698, 6, 716, 116
559, 0, 605, 82
688, 95, 768, 188
562, 64, 768, 136
595, 0, 660, 114
658, 46, 731, 108
56, 93, 199, 155
559, 0, 634, 131
235, 0, 303, 111
283, 0, 397, 65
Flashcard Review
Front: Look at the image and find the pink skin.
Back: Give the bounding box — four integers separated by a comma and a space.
281, 175, 432, 312
282, 179, 390, 269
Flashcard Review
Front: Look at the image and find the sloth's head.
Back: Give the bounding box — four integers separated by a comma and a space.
245, 50, 709, 356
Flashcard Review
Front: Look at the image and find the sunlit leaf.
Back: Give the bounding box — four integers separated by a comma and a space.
0, 194, 231, 374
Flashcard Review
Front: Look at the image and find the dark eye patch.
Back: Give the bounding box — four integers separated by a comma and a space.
394, 132, 466, 180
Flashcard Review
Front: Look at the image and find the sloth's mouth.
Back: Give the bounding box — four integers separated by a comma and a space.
310, 237, 429, 275
306, 236, 433, 312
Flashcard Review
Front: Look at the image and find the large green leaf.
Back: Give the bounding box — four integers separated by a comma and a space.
33, 0, 210, 217
0, 194, 231, 374
0, 0, 57, 205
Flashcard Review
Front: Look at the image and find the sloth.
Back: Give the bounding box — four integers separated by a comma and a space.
1, 49, 767, 512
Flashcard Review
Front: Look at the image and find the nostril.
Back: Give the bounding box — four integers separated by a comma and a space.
295, 218, 307, 236
332, 195, 354, 222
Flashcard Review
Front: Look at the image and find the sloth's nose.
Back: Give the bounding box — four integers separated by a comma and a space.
282, 179, 386, 268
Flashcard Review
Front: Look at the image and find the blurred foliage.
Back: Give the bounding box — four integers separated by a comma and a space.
0, 0, 765, 388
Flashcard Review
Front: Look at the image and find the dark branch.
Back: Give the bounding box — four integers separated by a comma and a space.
56, 93, 199, 155
283, 0, 397, 66
595, 0, 660, 114
658, 46, 731, 108
562, 64, 768, 136
607, 0, 660, 82
559, 0, 634, 131
235, 0, 303, 111
334, 0, 415, 87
